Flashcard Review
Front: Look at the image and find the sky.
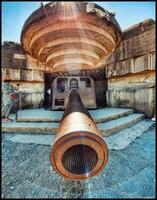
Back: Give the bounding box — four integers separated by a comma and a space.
2, 1, 156, 43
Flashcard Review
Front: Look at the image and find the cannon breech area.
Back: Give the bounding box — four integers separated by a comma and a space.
50, 88, 108, 180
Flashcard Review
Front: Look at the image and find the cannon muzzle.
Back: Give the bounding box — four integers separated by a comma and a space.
50, 89, 108, 180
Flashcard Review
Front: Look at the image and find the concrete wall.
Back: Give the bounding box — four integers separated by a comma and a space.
2, 42, 45, 110
104, 19, 155, 118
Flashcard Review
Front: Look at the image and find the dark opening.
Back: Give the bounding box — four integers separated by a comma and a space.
62, 144, 98, 174
44, 73, 54, 109
57, 78, 67, 93
94, 79, 107, 108
55, 99, 64, 106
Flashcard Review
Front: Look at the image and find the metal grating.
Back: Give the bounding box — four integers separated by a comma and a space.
62, 144, 98, 174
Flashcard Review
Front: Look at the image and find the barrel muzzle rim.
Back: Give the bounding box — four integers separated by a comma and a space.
50, 131, 108, 180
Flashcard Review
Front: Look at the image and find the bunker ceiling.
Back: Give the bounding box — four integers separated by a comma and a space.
21, 2, 122, 73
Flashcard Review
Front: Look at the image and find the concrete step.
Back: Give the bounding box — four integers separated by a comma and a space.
90, 108, 133, 123
105, 119, 154, 149
2, 122, 59, 134
2, 113, 144, 136
17, 107, 133, 123
6, 120, 154, 150
97, 113, 145, 136
17, 109, 63, 123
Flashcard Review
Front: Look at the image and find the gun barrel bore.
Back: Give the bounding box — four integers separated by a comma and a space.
50, 89, 108, 180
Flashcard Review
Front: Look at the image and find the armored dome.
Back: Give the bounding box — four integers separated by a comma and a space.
21, 2, 122, 72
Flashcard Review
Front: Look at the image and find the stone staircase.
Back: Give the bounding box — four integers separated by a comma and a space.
2, 107, 149, 136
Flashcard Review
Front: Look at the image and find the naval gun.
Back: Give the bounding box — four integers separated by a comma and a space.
50, 80, 108, 180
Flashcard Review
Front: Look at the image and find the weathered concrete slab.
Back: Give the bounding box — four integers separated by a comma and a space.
97, 113, 145, 136
2, 122, 58, 134
6, 119, 154, 150
3, 112, 144, 135
90, 107, 133, 123
8, 134, 56, 146
105, 119, 154, 149
17, 107, 133, 123
17, 109, 64, 122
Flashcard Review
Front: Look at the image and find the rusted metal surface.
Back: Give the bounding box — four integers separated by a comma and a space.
50, 89, 108, 180
21, 2, 122, 73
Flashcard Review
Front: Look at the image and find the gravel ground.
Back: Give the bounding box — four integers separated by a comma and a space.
2, 124, 156, 198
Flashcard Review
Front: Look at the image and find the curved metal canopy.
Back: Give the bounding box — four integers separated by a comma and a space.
21, 2, 122, 72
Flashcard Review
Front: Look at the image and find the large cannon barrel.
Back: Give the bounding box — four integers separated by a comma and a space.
50, 89, 108, 180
